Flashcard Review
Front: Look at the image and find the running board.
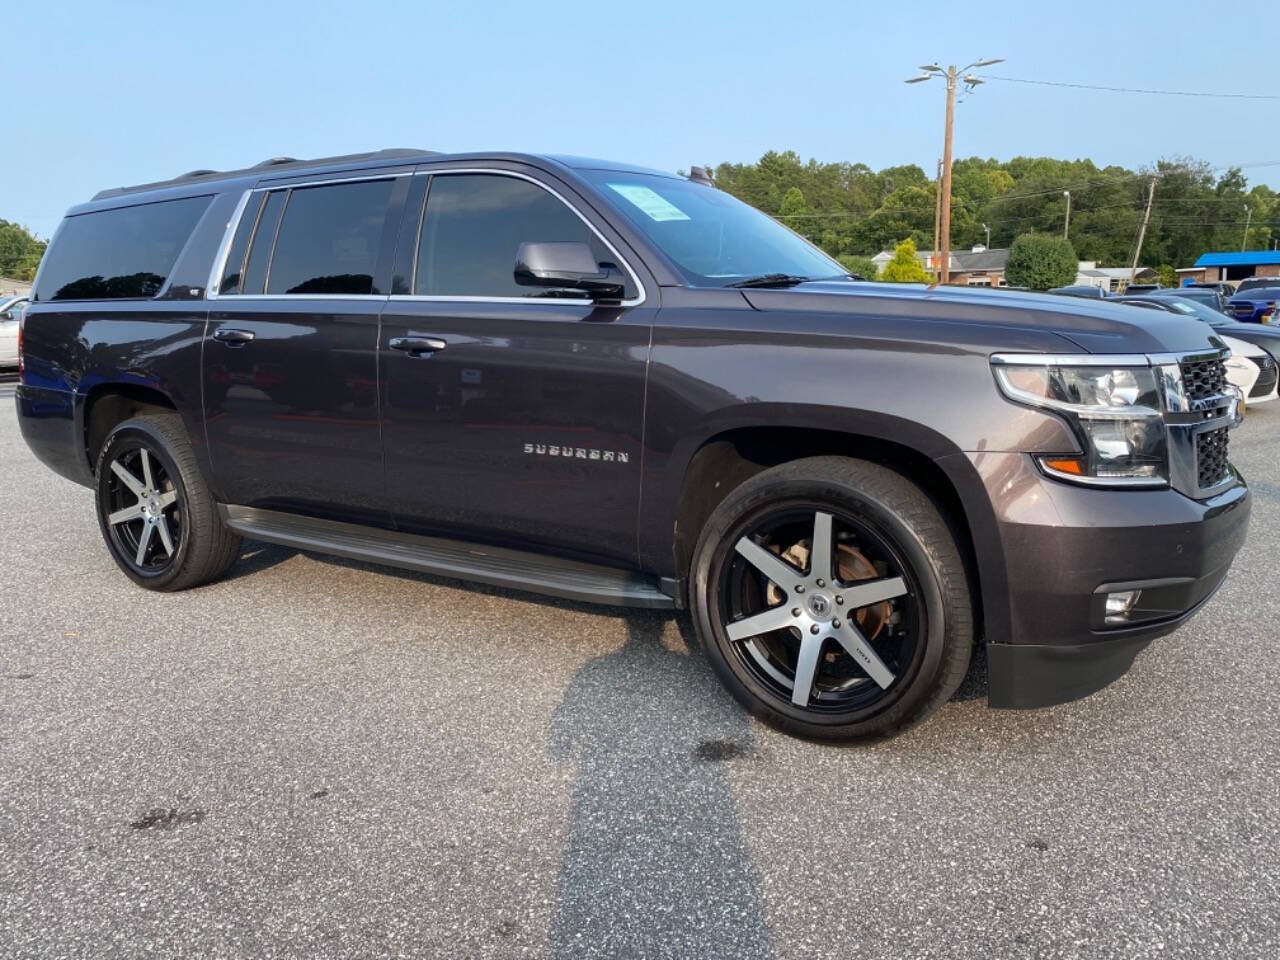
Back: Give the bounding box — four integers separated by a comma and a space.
219, 505, 675, 609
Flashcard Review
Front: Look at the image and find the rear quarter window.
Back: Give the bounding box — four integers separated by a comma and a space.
35, 196, 211, 301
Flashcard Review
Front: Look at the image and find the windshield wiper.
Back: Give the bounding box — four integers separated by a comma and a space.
726, 274, 812, 288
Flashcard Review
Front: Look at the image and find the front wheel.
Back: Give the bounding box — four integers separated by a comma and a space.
689, 457, 973, 741
95, 414, 241, 591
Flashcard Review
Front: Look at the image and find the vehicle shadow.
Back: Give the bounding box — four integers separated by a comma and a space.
545, 613, 774, 960
949, 641, 989, 702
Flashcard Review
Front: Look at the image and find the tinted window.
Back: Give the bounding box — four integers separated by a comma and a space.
241, 191, 286, 295
415, 174, 629, 298
265, 179, 394, 295
36, 196, 210, 301
218, 193, 265, 294
1237, 286, 1280, 299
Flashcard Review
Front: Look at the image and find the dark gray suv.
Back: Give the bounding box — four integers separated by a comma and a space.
14, 149, 1250, 740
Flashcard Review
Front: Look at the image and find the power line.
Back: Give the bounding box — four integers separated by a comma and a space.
982, 75, 1280, 100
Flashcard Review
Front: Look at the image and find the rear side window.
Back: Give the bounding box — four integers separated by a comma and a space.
414, 174, 629, 298
36, 196, 210, 301
263, 179, 394, 295
239, 191, 287, 295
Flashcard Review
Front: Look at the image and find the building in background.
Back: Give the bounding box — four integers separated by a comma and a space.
1178, 251, 1280, 286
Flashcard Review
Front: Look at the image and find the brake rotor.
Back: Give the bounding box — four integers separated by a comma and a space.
764, 539, 891, 640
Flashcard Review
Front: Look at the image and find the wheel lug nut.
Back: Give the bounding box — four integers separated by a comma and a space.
809, 624, 820, 635
795, 585, 804, 593
816, 579, 825, 588
835, 596, 844, 605
791, 608, 801, 617
832, 619, 841, 629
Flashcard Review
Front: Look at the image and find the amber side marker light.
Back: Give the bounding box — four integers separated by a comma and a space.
1041, 456, 1085, 476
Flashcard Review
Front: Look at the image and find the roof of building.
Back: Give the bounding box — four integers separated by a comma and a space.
952, 248, 1008, 271
1193, 251, 1280, 268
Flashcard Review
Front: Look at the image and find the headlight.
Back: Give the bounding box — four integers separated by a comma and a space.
991, 357, 1168, 486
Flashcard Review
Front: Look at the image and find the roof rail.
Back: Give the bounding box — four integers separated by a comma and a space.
91, 147, 439, 201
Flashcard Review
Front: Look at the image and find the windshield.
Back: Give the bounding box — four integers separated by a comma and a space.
583, 171, 846, 286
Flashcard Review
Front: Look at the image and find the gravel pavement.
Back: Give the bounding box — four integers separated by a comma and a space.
1, 378, 1277, 959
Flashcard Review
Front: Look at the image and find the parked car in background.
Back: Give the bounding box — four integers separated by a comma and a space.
1048, 284, 1107, 299
1120, 295, 1279, 405
1234, 276, 1279, 297
1124, 283, 1161, 294
1147, 287, 1230, 315
0, 296, 28, 369
1185, 281, 1235, 306
1226, 286, 1280, 324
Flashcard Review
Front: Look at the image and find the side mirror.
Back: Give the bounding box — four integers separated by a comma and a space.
514, 242, 625, 301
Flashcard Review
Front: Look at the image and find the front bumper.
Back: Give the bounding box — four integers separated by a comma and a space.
972, 452, 1250, 709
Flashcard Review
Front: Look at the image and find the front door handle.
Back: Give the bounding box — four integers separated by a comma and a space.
213, 327, 255, 346
389, 336, 447, 356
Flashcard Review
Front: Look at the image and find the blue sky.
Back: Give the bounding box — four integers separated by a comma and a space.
5, 0, 1277, 239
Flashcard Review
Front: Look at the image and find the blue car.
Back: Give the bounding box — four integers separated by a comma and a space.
1226, 285, 1280, 323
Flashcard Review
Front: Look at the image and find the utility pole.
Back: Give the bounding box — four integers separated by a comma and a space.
939, 68, 957, 284
1063, 191, 1071, 240
982, 222, 990, 249
906, 57, 1003, 286
1241, 206, 1251, 251
1130, 176, 1159, 284
932, 158, 943, 280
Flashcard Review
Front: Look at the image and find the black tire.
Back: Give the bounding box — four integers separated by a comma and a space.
689, 456, 973, 741
94, 413, 241, 591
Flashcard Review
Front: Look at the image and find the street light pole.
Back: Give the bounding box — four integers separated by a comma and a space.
1063, 191, 1071, 240
906, 57, 1003, 286
1241, 206, 1252, 252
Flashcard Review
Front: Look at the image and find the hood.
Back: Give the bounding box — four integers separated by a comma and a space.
740, 281, 1225, 355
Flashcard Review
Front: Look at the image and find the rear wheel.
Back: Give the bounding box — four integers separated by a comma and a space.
95, 414, 241, 591
690, 456, 972, 741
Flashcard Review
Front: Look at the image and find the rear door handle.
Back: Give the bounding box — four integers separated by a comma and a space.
213, 327, 255, 346
389, 336, 447, 356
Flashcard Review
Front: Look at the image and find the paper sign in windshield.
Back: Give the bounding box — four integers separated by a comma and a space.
608, 184, 691, 222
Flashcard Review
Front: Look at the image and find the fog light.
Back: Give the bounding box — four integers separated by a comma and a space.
1104, 590, 1142, 624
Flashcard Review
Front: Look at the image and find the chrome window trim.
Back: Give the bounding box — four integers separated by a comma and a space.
206, 167, 648, 307
396, 167, 646, 308
205, 189, 254, 300
206, 173, 404, 301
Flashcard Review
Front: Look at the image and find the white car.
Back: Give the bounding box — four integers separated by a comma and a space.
1222, 334, 1278, 407
0, 297, 28, 369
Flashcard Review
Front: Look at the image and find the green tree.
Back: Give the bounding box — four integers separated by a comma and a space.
880, 238, 929, 283
0, 220, 46, 281
837, 254, 880, 280
1005, 234, 1078, 290
1157, 264, 1177, 288
779, 186, 808, 218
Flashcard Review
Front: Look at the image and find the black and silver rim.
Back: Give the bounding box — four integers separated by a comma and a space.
715, 504, 924, 717
103, 445, 182, 575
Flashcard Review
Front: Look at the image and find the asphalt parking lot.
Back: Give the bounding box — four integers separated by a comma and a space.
1, 379, 1277, 960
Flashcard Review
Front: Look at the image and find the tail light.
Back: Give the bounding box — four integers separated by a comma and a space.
16, 302, 26, 375
1263, 302, 1276, 325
